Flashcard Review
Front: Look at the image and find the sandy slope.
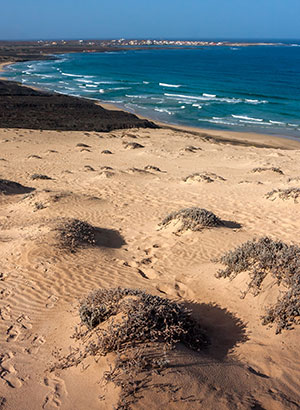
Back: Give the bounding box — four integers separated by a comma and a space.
0, 126, 300, 410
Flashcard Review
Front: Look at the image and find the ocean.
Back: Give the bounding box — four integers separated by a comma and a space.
3, 45, 300, 137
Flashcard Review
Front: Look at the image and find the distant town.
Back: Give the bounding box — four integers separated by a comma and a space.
39, 38, 283, 48
0, 38, 295, 64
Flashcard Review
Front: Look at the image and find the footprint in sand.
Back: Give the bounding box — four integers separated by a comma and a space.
42, 376, 67, 409
6, 324, 21, 342
16, 314, 33, 330
156, 281, 188, 298
26, 334, 46, 355
46, 295, 58, 309
0, 287, 13, 300
0, 305, 12, 321
0, 352, 23, 388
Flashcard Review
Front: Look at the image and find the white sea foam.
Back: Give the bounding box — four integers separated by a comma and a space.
165, 93, 202, 100
143, 81, 150, 84
165, 93, 242, 104
61, 72, 84, 77
159, 83, 181, 88
203, 93, 216, 98
232, 115, 263, 122
94, 81, 120, 84
125, 94, 147, 99
74, 79, 94, 83
86, 84, 98, 88
107, 87, 131, 91
154, 108, 173, 115
238, 120, 269, 125
245, 99, 268, 104
199, 118, 237, 126
269, 120, 285, 125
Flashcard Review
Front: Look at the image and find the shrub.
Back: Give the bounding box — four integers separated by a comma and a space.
252, 167, 283, 175
215, 237, 300, 333
183, 172, 225, 183
79, 287, 209, 352
266, 188, 300, 203
31, 174, 52, 180
123, 142, 144, 149
160, 207, 223, 232
144, 165, 161, 172
52, 289, 208, 409
56, 218, 96, 251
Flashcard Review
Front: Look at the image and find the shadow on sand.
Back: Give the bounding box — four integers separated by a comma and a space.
0, 179, 35, 195
184, 300, 248, 360
222, 220, 242, 229
94, 227, 126, 249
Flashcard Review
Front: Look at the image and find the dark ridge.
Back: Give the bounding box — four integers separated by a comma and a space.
0, 80, 159, 132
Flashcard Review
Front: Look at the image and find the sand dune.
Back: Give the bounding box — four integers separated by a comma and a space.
1, 126, 300, 409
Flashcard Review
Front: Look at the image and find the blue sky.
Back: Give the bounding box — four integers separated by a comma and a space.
0, 0, 299, 40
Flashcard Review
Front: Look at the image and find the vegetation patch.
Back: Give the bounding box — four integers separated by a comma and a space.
79, 287, 209, 351
31, 174, 53, 180
184, 145, 202, 153
215, 237, 300, 333
56, 218, 96, 252
160, 207, 223, 232
252, 167, 283, 175
183, 172, 226, 183
52, 288, 209, 409
144, 165, 162, 172
266, 188, 300, 203
123, 142, 144, 149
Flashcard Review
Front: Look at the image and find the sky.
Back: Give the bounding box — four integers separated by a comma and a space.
0, 0, 299, 41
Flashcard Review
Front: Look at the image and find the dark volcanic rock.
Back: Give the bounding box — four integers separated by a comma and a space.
0, 80, 159, 132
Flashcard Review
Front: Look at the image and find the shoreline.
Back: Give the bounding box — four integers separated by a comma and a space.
1, 60, 300, 150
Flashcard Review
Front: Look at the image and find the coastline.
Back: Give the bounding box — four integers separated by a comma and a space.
1, 60, 300, 149
0, 61, 14, 79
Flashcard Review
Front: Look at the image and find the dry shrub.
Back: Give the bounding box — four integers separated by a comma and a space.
252, 167, 283, 175
183, 172, 226, 183
79, 287, 209, 352
160, 207, 223, 232
184, 145, 202, 153
31, 174, 53, 180
123, 142, 144, 149
56, 218, 96, 251
51, 288, 208, 409
76, 288, 209, 409
144, 165, 162, 172
215, 237, 300, 333
266, 188, 300, 203
287, 176, 300, 183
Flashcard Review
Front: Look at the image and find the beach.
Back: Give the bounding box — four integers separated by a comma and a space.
1, 61, 300, 409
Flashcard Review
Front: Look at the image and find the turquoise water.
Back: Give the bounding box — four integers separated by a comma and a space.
3, 46, 300, 137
